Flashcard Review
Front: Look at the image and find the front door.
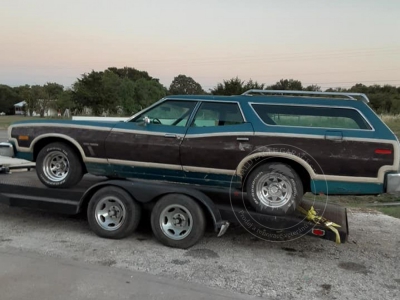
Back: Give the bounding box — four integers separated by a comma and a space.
105, 99, 197, 181
180, 101, 254, 186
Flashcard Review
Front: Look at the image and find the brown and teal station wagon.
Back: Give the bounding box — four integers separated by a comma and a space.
2, 90, 400, 216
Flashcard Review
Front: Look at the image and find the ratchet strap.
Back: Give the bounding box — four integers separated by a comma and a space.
297, 205, 342, 244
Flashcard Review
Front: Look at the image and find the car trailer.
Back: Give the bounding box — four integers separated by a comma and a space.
0, 170, 349, 249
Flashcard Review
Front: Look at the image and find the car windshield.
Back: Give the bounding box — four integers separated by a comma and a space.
131, 100, 197, 126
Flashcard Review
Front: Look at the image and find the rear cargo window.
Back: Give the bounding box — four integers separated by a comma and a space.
251, 104, 372, 130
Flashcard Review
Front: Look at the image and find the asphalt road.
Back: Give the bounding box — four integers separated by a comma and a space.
0, 195, 399, 299
0, 130, 7, 142
0, 249, 254, 300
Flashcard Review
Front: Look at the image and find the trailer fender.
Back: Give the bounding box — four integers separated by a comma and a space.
77, 179, 227, 232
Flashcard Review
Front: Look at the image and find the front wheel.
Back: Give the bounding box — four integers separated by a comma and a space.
245, 162, 303, 216
151, 194, 206, 249
36, 142, 84, 188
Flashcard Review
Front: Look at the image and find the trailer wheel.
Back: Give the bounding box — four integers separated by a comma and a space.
87, 186, 141, 239
245, 162, 303, 216
151, 194, 206, 249
36, 142, 83, 188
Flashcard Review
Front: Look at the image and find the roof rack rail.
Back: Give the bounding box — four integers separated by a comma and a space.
241, 89, 370, 103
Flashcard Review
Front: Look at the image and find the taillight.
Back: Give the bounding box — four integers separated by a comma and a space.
375, 149, 392, 155
312, 229, 325, 236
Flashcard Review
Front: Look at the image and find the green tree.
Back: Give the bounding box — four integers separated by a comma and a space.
304, 84, 321, 92
211, 77, 266, 95
72, 68, 162, 116
72, 70, 107, 115
134, 78, 166, 111
102, 70, 122, 114
169, 74, 205, 95
108, 67, 153, 82
243, 79, 265, 91
0, 85, 22, 115
119, 77, 136, 115
42, 82, 64, 117
56, 89, 75, 113
15, 85, 40, 116
31, 85, 46, 117
268, 79, 303, 90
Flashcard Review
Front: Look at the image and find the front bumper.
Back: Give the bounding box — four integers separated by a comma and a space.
386, 173, 400, 194
0, 142, 14, 158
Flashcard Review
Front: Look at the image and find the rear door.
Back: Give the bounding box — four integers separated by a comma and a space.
180, 101, 254, 185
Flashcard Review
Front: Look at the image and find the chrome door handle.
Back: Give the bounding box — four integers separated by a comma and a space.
324, 131, 343, 141
237, 137, 249, 141
164, 133, 177, 138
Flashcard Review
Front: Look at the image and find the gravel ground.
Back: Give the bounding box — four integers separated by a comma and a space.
0, 202, 399, 300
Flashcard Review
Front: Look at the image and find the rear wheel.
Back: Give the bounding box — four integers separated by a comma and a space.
151, 194, 206, 249
36, 142, 84, 188
87, 186, 141, 239
245, 162, 303, 216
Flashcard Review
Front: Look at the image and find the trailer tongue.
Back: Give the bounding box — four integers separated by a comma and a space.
0, 171, 349, 248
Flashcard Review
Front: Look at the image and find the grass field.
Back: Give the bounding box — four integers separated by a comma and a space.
380, 114, 400, 137
1, 114, 400, 218
376, 207, 400, 218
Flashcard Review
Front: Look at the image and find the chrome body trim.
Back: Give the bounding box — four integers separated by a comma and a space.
242, 89, 370, 103
248, 102, 375, 132
386, 173, 400, 194
0, 142, 14, 158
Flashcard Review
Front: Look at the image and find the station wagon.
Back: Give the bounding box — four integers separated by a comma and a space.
2, 89, 400, 216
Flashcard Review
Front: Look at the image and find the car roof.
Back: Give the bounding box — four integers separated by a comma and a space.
166, 90, 370, 107
165, 94, 365, 107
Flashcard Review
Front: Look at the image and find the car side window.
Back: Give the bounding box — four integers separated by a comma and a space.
191, 102, 244, 127
132, 100, 197, 126
252, 104, 372, 130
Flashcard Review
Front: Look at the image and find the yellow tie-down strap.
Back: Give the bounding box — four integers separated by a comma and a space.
297, 206, 342, 244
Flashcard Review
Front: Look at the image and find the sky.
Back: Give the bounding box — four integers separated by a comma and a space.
1, 0, 399, 91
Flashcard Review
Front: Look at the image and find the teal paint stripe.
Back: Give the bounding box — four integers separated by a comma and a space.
15, 152, 34, 161
311, 180, 383, 195
12, 119, 117, 128
85, 162, 241, 187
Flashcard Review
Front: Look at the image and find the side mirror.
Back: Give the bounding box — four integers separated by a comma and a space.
137, 116, 151, 126
143, 116, 150, 125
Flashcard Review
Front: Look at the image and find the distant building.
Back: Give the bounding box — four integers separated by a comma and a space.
13, 100, 57, 117
14, 101, 26, 115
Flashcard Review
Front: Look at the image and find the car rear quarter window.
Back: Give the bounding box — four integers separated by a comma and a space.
251, 104, 372, 130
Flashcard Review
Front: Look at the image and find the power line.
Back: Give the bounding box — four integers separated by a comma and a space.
302, 79, 400, 85
193, 68, 400, 80
55, 46, 400, 67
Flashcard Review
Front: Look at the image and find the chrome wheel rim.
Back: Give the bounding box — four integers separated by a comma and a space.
256, 173, 293, 208
43, 151, 70, 182
159, 204, 193, 240
95, 196, 126, 231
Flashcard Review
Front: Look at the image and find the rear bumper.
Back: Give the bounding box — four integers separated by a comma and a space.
0, 142, 14, 158
386, 173, 400, 193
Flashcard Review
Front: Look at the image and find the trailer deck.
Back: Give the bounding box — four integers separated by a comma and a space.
0, 171, 349, 244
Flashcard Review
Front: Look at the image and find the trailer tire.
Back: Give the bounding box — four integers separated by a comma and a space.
87, 186, 141, 239
151, 194, 206, 249
245, 162, 303, 216
36, 142, 83, 188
